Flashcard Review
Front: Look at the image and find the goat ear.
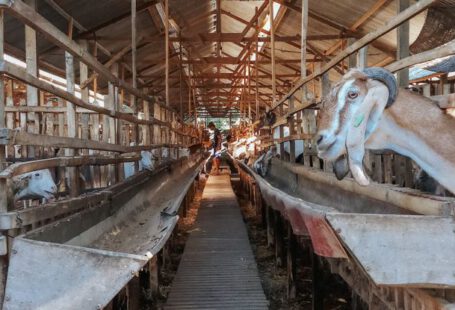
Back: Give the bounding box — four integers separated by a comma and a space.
333, 155, 350, 180
344, 82, 390, 187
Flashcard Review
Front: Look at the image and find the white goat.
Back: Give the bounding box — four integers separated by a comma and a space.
124, 150, 158, 178
253, 146, 278, 177
13, 169, 58, 202
316, 67, 455, 194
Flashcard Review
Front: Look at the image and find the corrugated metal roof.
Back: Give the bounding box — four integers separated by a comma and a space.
2, 0, 451, 116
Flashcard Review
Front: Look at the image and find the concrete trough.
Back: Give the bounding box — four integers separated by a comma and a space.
3, 155, 205, 310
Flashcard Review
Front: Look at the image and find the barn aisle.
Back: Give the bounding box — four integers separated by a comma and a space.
165, 174, 268, 309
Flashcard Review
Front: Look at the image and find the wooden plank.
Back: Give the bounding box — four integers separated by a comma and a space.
0, 191, 109, 230
0, 154, 141, 178
3, 0, 175, 113
0, 62, 198, 139
0, 128, 179, 153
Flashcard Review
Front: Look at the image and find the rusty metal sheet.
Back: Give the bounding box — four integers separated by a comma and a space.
243, 162, 347, 259
327, 213, 455, 288
3, 238, 148, 310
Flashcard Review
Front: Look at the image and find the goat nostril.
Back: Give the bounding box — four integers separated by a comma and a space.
317, 135, 324, 145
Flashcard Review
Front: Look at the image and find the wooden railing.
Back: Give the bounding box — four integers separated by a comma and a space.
0, 0, 201, 215
250, 0, 455, 192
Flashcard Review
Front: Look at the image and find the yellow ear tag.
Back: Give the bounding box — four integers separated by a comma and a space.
353, 114, 365, 128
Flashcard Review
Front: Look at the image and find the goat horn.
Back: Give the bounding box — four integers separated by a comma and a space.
363, 67, 398, 108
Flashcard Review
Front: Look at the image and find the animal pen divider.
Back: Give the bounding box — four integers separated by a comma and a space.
0, 1, 203, 308
237, 0, 455, 309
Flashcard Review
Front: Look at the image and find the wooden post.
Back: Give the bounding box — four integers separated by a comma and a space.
358, 46, 368, 69
274, 210, 285, 267
397, 0, 410, 87
348, 38, 357, 68
110, 63, 119, 183
131, 0, 137, 90
0, 9, 4, 166
179, 40, 184, 121
289, 97, 296, 163
269, 0, 276, 109
65, 51, 78, 196
286, 224, 296, 299
165, 0, 170, 106
148, 256, 159, 301
65, 20, 79, 196
131, 0, 139, 150
0, 9, 8, 305
248, 50, 252, 121
266, 205, 274, 248
79, 40, 90, 189
312, 250, 324, 310
25, 0, 39, 158
255, 12, 259, 118
301, 0, 308, 102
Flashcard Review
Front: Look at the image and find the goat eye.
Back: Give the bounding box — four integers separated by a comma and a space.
348, 91, 358, 99
35, 173, 40, 177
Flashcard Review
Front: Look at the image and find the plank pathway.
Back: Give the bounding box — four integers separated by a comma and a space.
165, 174, 268, 309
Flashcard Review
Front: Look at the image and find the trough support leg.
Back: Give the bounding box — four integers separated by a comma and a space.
255, 184, 262, 219
266, 205, 274, 248
149, 256, 160, 302
127, 275, 141, 310
274, 210, 285, 267
312, 249, 324, 310
287, 224, 297, 299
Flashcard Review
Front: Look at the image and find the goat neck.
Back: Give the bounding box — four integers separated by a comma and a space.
366, 90, 455, 193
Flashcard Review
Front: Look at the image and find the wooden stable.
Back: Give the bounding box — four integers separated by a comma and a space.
0, 0, 454, 309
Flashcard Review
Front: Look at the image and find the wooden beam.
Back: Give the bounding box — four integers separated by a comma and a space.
0, 61, 172, 128
165, 33, 347, 43
397, 0, 410, 87
301, 0, 308, 103
270, 0, 276, 107
271, 0, 437, 110
180, 57, 317, 65
42, 0, 111, 56
132, 0, 137, 89
0, 9, 8, 305
242, 0, 269, 37
0, 128, 181, 153
324, 0, 389, 56
76, 1, 159, 39
3, 0, 177, 112
165, 0, 169, 106
80, 41, 137, 89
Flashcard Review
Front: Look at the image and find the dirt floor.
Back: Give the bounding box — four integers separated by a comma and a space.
233, 183, 313, 310
232, 179, 353, 310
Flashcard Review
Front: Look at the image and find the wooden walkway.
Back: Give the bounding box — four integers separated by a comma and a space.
165, 174, 268, 310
